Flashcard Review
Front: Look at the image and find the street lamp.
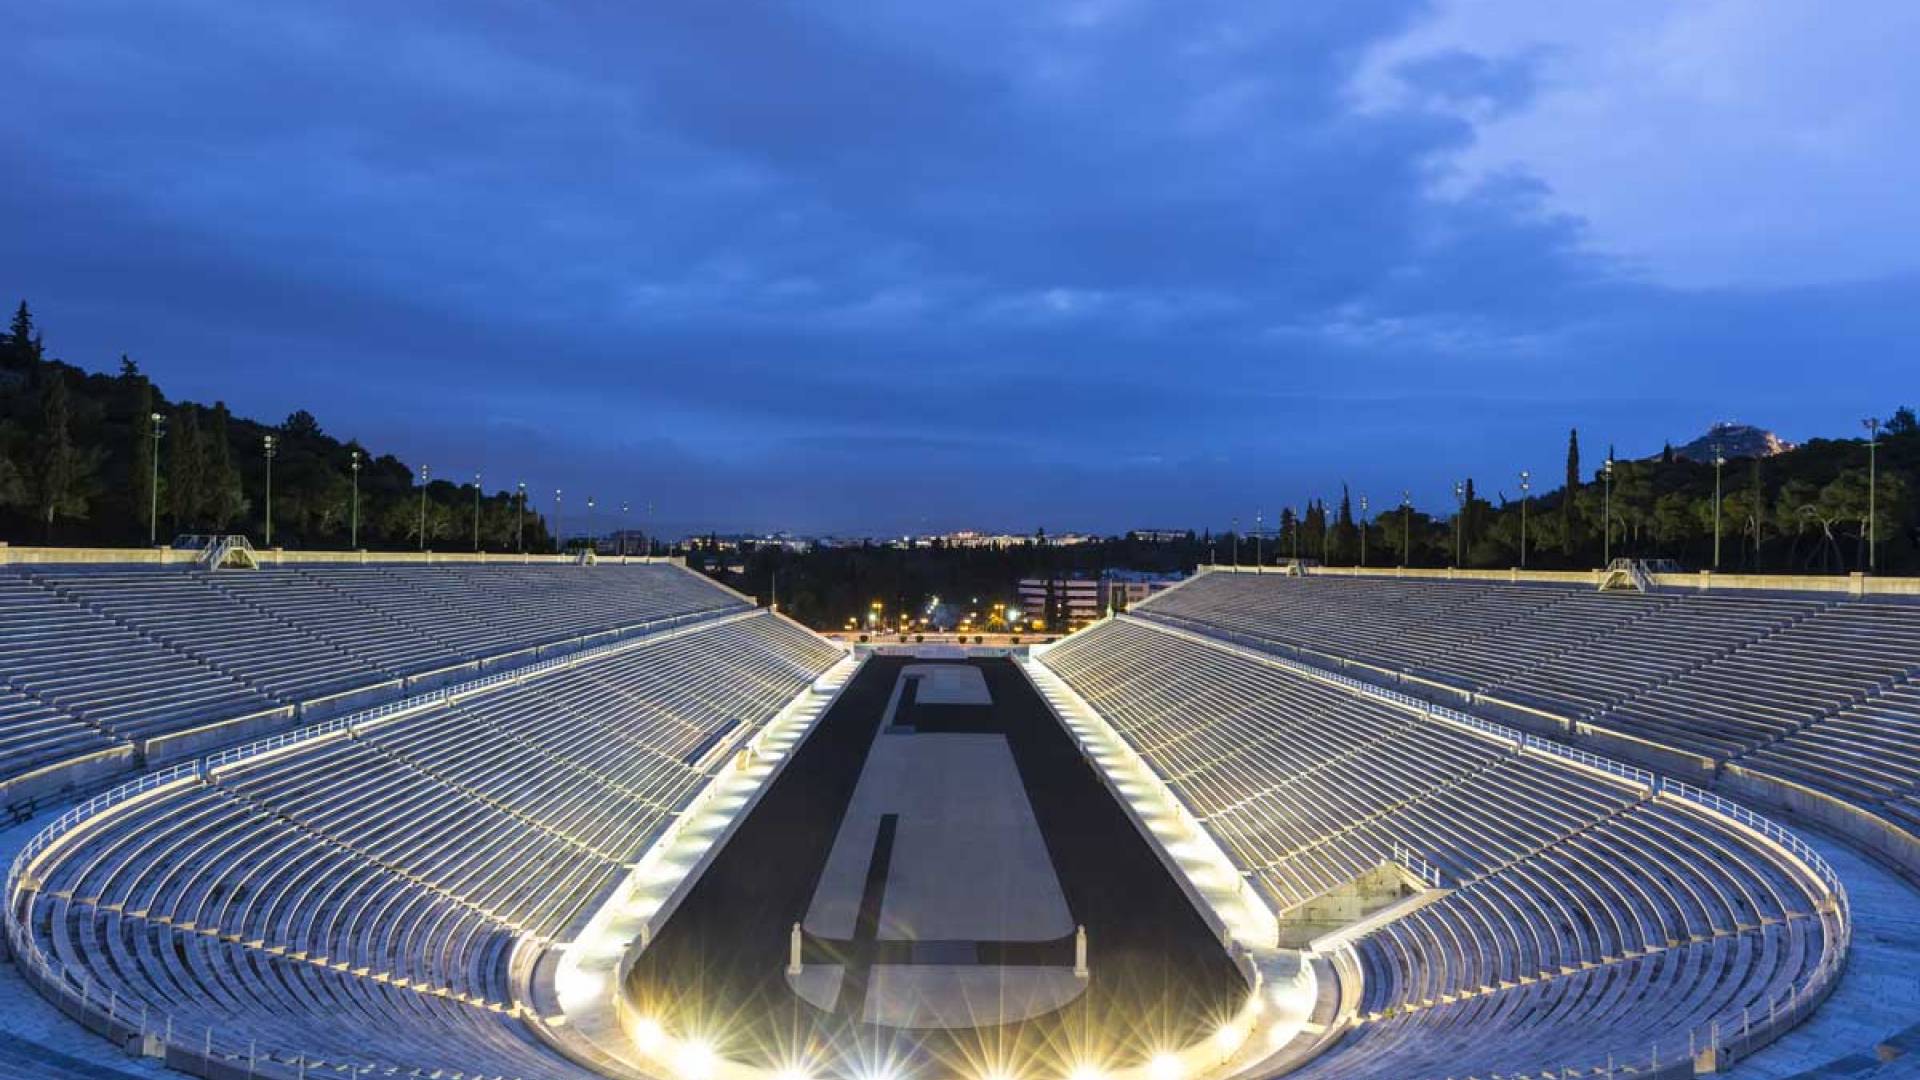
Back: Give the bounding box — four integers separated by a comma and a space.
554, 488, 563, 553
1452, 481, 1465, 567
349, 450, 362, 549
516, 482, 527, 553
148, 412, 163, 546
587, 496, 597, 552
472, 471, 482, 552
1712, 446, 1726, 570
1864, 418, 1880, 572
1231, 516, 1239, 568
1518, 470, 1531, 569
262, 434, 278, 547
1601, 457, 1615, 565
621, 500, 631, 555
417, 464, 430, 551
1254, 510, 1263, 570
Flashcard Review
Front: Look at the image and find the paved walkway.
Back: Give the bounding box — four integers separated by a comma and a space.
1731, 825, 1920, 1078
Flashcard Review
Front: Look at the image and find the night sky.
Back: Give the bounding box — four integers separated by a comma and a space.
7, 2, 1916, 536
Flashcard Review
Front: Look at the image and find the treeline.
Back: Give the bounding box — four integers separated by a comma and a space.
735, 415, 1917, 630
1243, 423, 1915, 575
0, 302, 559, 552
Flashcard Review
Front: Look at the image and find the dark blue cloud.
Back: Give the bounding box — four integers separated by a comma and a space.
3, 1, 1912, 534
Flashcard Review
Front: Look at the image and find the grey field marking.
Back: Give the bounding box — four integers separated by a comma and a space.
803, 732, 1073, 943
899, 663, 992, 706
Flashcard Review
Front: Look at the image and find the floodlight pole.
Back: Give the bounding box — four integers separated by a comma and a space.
1359, 494, 1369, 567
148, 412, 163, 546
554, 489, 563, 553
1452, 481, 1465, 567
1254, 510, 1262, 570
1231, 516, 1239, 568
1518, 470, 1531, 569
349, 450, 361, 549
1401, 490, 1411, 567
1602, 458, 1614, 565
262, 434, 277, 547
417, 464, 430, 551
1864, 418, 1880, 572
516, 482, 526, 553
472, 472, 481, 552
1712, 446, 1725, 570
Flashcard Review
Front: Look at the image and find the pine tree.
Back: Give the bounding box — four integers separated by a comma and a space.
5, 301, 41, 367
1562, 428, 1582, 556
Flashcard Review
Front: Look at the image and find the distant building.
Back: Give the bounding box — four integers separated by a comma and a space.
1101, 569, 1184, 611
1014, 570, 1185, 630
1673, 421, 1794, 463
1016, 576, 1102, 630
1128, 529, 1191, 543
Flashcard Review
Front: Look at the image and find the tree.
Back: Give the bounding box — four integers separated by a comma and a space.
31, 371, 92, 538
168, 406, 204, 530
204, 402, 241, 529
1888, 406, 1918, 436
5, 301, 44, 367
283, 409, 324, 441
127, 365, 157, 541
1562, 428, 1582, 556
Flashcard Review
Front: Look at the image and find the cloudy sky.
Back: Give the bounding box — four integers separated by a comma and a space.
7, 1, 1916, 535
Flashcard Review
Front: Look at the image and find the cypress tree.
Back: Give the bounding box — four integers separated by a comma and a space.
1562, 428, 1581, 556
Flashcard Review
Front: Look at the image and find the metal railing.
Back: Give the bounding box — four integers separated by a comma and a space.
2, 605, 788, 1080
1096, 613, 1853, 1078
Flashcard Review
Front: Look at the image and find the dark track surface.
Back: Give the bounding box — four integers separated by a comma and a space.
625, 656, 1243, 1078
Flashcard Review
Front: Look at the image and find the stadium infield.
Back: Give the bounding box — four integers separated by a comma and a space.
624, 656, 1244, 1077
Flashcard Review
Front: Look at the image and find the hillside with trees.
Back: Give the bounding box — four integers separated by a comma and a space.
0, 302, 558, 552
1, 299, 1913, 584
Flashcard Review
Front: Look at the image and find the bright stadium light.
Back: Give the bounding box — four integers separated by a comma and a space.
631, 1016, 666, 1053
1148, 1053, 1182, 1080
674, 1040, 718, 1080
1068, 1064, 1106, 1080
773, 1066, 814, 1080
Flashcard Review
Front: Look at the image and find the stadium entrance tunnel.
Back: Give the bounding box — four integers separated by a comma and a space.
612, 656, 1254, 1080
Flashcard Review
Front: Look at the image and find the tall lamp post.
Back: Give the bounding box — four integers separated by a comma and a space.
417, 465, 430, 551
586, 496, 597, 553
148, 412, 164, 546
554, 489, 563, 553
1518, 470, 1531, 569
1400, 490, 1412, 567
1254, 510, 1263, 570
516, 482, 527, 553
1712, 445, 1725, 570
1231, 516, 1239, 568
1601, 457, 1615, 565
1452, 481, 1465, 567
472, 472, 482, 552
1864, 418, 1880, 572
349, 450, 362, 549
1359, 494, 1369, 567
262, 434, 278, 547
621, 500, 632, 555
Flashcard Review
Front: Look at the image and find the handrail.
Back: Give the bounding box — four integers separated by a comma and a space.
1080, 612, 1852, 1077
3, 603, 815, 1080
